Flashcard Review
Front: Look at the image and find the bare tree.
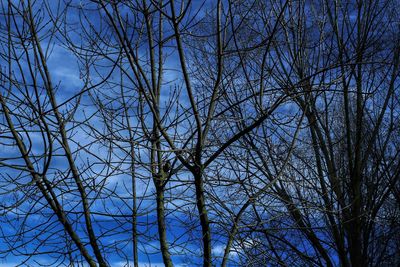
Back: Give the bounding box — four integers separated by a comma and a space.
0, 0, 399, 266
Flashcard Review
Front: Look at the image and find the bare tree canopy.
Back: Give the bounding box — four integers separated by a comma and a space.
0, 0, 399, 266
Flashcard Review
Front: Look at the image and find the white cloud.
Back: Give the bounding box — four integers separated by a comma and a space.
212, 244, 239, 258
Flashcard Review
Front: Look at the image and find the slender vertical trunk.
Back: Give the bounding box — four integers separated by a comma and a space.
348, 6, 365, 264
141, 0, 173, 264
156, 187, 173, 267
193, 168, 212, 267
130, 140, 139, 267
121, 54, 139, 267
152, 140, 173, 267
